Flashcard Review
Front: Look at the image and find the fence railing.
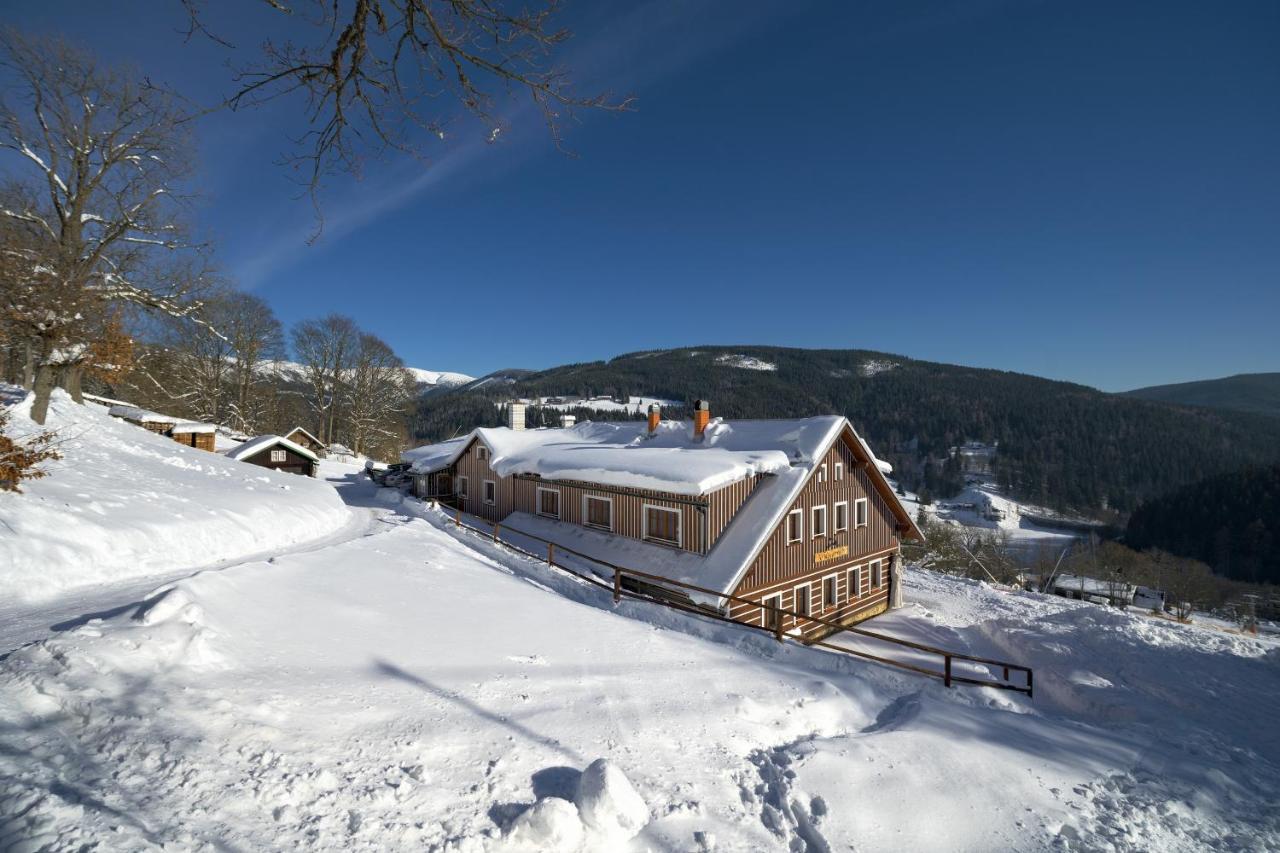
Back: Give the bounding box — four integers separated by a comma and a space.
441, 506, 1033, 697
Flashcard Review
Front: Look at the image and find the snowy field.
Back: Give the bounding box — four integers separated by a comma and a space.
2, 459, 1278, 850
0, 389, 351, 602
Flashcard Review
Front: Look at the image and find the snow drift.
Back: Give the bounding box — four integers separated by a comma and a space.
0, 389, 351, 601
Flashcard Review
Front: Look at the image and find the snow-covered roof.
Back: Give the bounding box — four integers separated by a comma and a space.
170, 421, 218, 434
225, 434, 319, 463
403, 435, 471, 474
404, 417, 843, 496
286, 426, 324, 446
108, 404, 179, 425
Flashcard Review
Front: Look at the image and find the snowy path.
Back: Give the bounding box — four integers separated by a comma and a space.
0, 465, 388, 655
2, 488, 1278, 850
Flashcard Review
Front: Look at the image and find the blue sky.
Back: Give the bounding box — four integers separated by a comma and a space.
6, 1, 1278, 391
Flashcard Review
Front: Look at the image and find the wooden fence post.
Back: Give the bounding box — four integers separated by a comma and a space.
455, 508, 461, 527
613, 568, 622, 605
1027, 669, 1034, 699
547, 543, 554, 565
493, 523, 500, 542
944, 655, 952, 688
773, 606, 784, 643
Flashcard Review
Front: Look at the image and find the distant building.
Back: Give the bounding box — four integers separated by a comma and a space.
109, 405, 217, 452
226, 435, 319, 477
403, 399, 921, 637
1048, 573, 1136, 608
284, 426, 327, 457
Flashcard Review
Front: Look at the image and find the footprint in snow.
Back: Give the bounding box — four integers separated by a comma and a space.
506, 655, 548, 666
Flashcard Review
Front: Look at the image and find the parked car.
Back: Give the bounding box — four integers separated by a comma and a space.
376, 462, 412, 487
364, 459, 388, 480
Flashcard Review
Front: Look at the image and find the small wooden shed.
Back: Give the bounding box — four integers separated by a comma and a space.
226, 435, 319, 477
284, 426, 327, 458
170, 422, 218, 452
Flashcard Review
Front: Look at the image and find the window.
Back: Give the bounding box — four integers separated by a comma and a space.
786, 509, 803, 544
818, 463, 828, 483
483, 479, 496, 505
457, 476, 469, 497
848, 565, 862, 597
871, 560, 883, 588
811, 505, 828, 538
584, 495, 613, 531
476, 445, 489, 462
536, 487, 560, 519
793, 583, 812, 618
834, 462, 844, 481
823, 574, 840, 609
270, 449, 286, 462
855, 498, 869, 528
762, 594, 783, 631
643, 505, 681, 547
834, 501, 849, 532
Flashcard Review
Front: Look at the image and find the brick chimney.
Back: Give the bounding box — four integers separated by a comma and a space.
693, 399, 710, 438
647, 403, 661, 435
507, 402, 526, 431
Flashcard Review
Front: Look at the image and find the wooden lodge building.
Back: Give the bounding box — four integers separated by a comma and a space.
403, 401, 922, 638
226, 434, 320, 477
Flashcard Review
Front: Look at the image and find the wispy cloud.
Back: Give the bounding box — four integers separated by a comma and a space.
228, 0, 797, 289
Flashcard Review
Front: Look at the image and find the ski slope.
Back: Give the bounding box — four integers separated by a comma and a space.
2, 468, 1277, 850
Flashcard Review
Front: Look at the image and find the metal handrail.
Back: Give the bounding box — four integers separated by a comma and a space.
442, 506, 1033, 697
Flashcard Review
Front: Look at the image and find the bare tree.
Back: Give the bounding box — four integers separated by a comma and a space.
0, 30, 215, 424
292, 314, 358, 443
182, 0, 631, 199
344, 331, 414, 456
224, 292, 284, 434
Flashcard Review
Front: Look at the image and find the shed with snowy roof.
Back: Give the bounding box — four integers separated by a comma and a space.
226, 435, 319, 477
108, 404, 180, 434
284, 426, 327, 457
403, 399, 921, 639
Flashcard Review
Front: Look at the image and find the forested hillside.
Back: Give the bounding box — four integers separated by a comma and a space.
1123, 372, 1280, 418
413, 346, 1280, 517
1126, 464, 1280, 585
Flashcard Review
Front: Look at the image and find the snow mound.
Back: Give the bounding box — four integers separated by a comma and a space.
574, 758, 650, 840
0, 388, 351, 602
506, 797, 584, 851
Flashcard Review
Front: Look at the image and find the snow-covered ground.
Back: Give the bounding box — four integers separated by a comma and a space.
714, 353, 778, 371
897, 480, 1081, 551
0, 389, 351, 603
2, 463, 1278, 850
535, 396, 679, 414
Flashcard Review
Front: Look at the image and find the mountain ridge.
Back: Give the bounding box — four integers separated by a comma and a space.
413, 345, 1280, 517
1122, 372, 1280, 418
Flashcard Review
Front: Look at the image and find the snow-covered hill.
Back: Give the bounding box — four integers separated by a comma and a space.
1, 467, 1277, 850
0, 388, 351, 601
259, 360, 473, 392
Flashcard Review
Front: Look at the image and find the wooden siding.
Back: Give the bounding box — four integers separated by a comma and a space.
727, 544, 898, 639
509, 471, 757, 550
171, 430, 216, 452
450, 436, 761, 555
737, 437, 898, 593
453, 439, 513, 521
